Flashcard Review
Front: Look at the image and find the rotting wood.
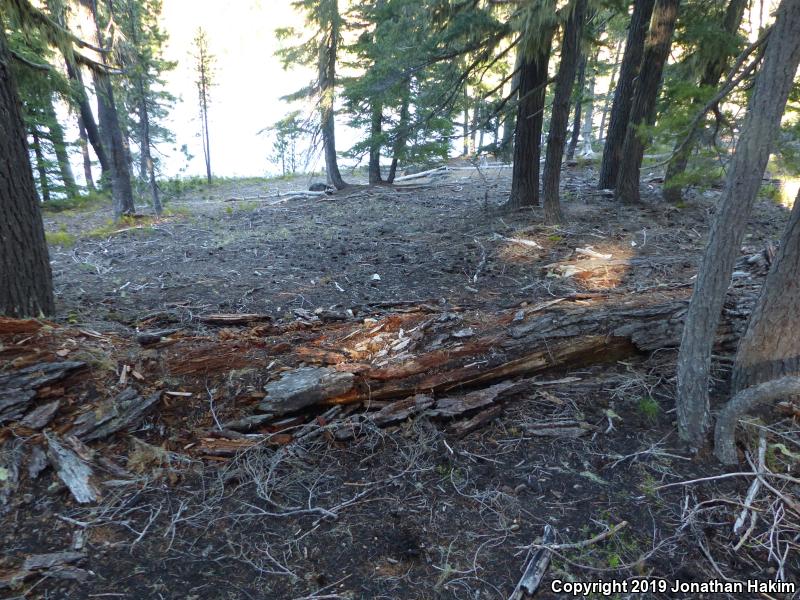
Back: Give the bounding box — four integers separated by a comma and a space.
260, 367, 354, 416
19, 400, 60, 429
197, 313, 273, 326
45, 433, 99, 503
0, 439, 23, 512
509, 525, 555, 600
70, 388, 163, 442
0, 361, 86, 423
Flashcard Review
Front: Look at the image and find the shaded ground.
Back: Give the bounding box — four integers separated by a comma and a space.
2, 162, 798, 599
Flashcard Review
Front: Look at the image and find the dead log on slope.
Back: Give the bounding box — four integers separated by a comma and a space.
256, 293, 754, 416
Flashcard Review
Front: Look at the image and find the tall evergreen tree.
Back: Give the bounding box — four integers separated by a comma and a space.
192, 27, 214, 185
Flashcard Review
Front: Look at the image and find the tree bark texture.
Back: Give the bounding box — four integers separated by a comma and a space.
615, 0, 681, 204
597, 0, 656, 189
542, 0, 588, 223
0, 28, 56, 317
508, 28, 554, 209
676, 0, 800, 447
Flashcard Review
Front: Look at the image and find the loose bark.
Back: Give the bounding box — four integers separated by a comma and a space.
597, 0, 656, 189
0, 28, 56, 317
663, 0, 747, 202
542, 0, 587, 224
70, 387, 163, 442
615, 0, 681, 204
676, 0, 800, 447
732, 189, 800, 392
45, 433, 99, 503
507, 27, 554, 209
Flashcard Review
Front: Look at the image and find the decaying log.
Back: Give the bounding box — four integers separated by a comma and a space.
260, 367, 354, 416
0, 361, 85, 423
251, 295, 752, 423
198, 313, 273, 326
22, 551, 85, 571
70, 388, 163, 442
20, 400, 60, 429
136, 328, 181, 345
45, 433, 99, 503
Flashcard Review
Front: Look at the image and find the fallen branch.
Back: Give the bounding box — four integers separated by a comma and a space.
714, 376, 800, 464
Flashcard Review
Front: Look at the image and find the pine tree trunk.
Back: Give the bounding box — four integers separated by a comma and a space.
94, 70, 136, 217
543, 0, 587, 224
500, 49, 524, 161
78, 117, 96, 192
0, 28, 55, 317
579, 49, 598, 157
597, 0, 656, 189
676, 0, 800, 447
30, 127, 51, 203
462, 86, 470, 156
508, 29, 554, 210
320, 0, 347, 190
566, 55, 587, 161
138, 88, 162, 215
732, 189, 800, 393
663, 0, 747, 203
598, 38, 623, 142
387, 88, 410, 184
368, 100, 383, 184
615, 0, 681, 204
43, 95, 78, 198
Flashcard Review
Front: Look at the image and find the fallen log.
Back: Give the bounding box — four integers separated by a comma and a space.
0, 361, 86, 423
255, 293, 752, 415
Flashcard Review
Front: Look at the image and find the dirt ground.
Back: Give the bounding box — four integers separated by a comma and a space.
3, 162, 798, 599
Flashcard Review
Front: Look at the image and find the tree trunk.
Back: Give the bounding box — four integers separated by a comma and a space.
320, 0, 347, 190
43, 95, 78, 198
94, 70, 136, 217
462, 86, 470, 156
387, 87, 410, 184
615, 0, 681, 204
542, 0, 588, 224
78, 117, 96, 192
368, 100, 383, 184
30, 127, 51, 203
138, 86, 162, 215
676, 0, 800, 447
598, 38, 623, 142
597, 0, 656, 189
500, 49, 524, 161
732, 189, 800, 393
579, 49, 598, 157
507, 28, 554, 210
0, 28, 55, 317
663, 0, 747, 203
566, 55, 587, 161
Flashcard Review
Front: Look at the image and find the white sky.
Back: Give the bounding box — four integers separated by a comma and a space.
158, 0, 327, 178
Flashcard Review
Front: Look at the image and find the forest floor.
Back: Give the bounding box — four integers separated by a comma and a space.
2, 160, 798, 599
